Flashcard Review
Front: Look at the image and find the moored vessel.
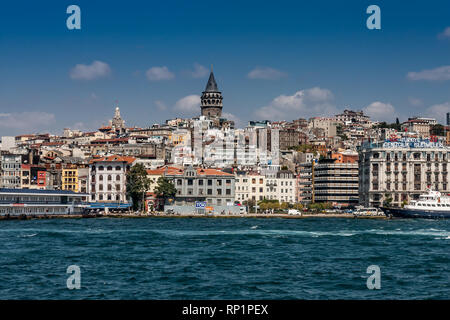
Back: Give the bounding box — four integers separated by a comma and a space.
381, 188, 450, 218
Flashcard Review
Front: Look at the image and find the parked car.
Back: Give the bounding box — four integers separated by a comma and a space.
288, 209, 302, 215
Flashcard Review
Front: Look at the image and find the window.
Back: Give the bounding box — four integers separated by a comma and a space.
116, 166, 121, 171
107, 166, 112, 171
199, 179, 204, 186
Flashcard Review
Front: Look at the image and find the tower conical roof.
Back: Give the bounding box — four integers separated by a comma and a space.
204, 70, 219, 92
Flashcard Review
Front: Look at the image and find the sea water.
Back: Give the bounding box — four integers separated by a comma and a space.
0, 217, 448, 299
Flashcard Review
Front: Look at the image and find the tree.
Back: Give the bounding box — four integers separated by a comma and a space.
383, 193, 393, 207
430, 124, 444, 136
154, 177, 177, 207
244, 199, 256, 213
126, 164, 152, 211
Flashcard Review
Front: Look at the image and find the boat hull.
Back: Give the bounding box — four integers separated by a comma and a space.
381, 207, 450, 219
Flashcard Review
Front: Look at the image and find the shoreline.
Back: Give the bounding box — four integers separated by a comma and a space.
0, 212, 388, 220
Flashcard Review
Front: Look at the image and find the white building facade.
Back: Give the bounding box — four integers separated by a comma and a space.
88, 155, 136, 203
359, 138, 450, 207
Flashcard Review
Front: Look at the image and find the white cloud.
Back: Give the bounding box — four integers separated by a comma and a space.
190, 63, 209, 78
363, 102, 397, 122
247, 67, 287, 80
155, 100, 167, 111
438, 27, 450, 39
222, 112, 245, 128
146, 66, 175, 81
424, 102, 450, 121
408, 97, 423, 107
0, 112, 55, 132
407, 65, 450, 81
173, 95, 201, 115
254, 87, 337, 120
70, 61, 111, 80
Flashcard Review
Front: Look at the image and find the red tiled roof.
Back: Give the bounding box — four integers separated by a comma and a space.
196, 168, 233, 176
147, 166, 184, 175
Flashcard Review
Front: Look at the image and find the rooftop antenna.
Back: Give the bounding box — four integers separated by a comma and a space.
211, 64, 213, 72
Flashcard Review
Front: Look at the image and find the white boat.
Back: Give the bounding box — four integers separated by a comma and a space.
382, 188, 450, 218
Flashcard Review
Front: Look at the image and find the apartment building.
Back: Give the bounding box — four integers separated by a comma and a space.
62, 165, 89, 192
401, 118, 431, 137
235, 171, 266, 203
298, 162, 313, 204
359, 138, 449, 207
265, 170, 296, 203
308, 117, 339, 138
165, 166, 235, 206
0, 153, 22, 189
313, 160, 359, 205
88, 155, 136, 202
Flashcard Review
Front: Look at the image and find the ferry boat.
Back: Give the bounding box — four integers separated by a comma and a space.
381, 188, 450, 219
0, 188, 88, 217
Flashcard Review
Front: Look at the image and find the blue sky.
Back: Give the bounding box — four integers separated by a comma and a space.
1, 0, 450, 135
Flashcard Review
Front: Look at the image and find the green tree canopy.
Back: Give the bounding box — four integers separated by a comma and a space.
154, 177, 177, 201
126, 163, 152, 211
430, 124, 444, 136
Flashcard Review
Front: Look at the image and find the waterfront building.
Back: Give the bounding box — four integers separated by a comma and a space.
146, 166, 185, 193
62, 165, 88, 192
234, 171, 266, 203
0, 188, 87, 216
0, 153, 22, 189
88, 155, 136, 203
359, 137, 450, 207
166, 166, 235, 207
298, 162, 313, 204
265, 170, 296, 203
313, 159, 359, 205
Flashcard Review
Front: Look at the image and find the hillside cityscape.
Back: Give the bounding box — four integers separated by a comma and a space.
1, 69, 450, 216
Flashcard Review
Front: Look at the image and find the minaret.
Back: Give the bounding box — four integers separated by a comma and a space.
200, 65, 223, 119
